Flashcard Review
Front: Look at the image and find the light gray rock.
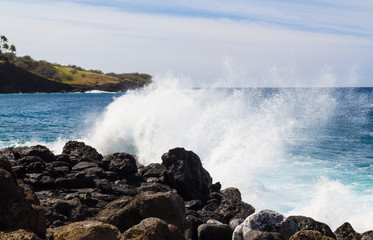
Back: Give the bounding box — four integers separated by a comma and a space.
233, 209, 298, 240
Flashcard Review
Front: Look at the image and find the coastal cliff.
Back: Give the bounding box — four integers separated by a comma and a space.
0, 61, 152, 94
0, 62, 73, 93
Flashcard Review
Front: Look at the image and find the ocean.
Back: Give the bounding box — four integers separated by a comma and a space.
0, 85, 372, 232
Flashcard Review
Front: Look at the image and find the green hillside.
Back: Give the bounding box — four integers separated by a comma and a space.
11, 56, 152, 91
0, 34, 152, 92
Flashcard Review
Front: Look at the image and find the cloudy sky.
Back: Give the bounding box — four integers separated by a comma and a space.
1, 0, 372, 86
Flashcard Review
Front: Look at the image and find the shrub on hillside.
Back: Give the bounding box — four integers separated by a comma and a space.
34, 62, 57, 79
14, 61, 28, 70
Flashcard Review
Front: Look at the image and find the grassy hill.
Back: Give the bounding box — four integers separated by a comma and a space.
11, 56, 152, 92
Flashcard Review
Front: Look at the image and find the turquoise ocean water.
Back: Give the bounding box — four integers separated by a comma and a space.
0, 87, 372, 231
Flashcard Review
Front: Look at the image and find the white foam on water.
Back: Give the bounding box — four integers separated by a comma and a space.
288, 177, 373, 232
80, 73, 373, 232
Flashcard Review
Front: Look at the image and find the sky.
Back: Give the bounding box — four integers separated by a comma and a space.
0, 0, 372, 87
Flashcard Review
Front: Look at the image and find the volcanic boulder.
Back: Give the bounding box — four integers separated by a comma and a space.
62, 141, 103, 165
198, 221, 233, 240
161, 147, 212, 202
98, 191, 186, 232
0, 154, 46, 238
334, 222, 362, 240
288, 216, 336, 239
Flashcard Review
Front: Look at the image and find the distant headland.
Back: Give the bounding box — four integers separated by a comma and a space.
0, 35, 152, 94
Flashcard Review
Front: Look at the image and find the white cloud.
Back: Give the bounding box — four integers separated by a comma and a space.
0, 0, 372, 86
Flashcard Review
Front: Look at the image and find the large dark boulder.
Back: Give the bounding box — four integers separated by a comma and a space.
161, 148, 212, 202
46, 161, 71, 178
0, 154, 46, 238
98, 191, 186, 232
198, 222, 233, 240
62, 141, 102, 165
215, 187, 255, 223
140, 163, 167, 183
103, 153, 138, 177
14, 145, 55, 163
288, 216, 335, 239
334, 223, 361, 240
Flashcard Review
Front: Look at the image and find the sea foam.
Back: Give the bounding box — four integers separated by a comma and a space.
82, 76, 373, 232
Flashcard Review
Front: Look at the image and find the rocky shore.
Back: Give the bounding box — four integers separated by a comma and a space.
0, 141, 372, 240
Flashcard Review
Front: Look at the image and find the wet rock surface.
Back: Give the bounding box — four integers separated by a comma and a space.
0, 142, 372, 240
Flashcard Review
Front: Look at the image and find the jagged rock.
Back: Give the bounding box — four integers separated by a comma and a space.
0, 154, 46, 238
198, 222, 233, 240
288, 216, 335, 239
140, 163, 167, 182
46, 161, 71, 178
79, 166, 108, 179
17, 156, 46, 173
55, 172, 95, 189
194, 188, 254, 225
104, 153, 137, 177
53, 220, 121, 240
216, 187, 255, 223
162, 147, 212, 202
17, 180, 40, 205
54, 154, 71, 163
99, 191, 186, 232
290, 230, 336, 240
334, 223, 361, 240
233, 210, 298, 240
362, 231, 373, 240
72, 161, 99, 171
121, 217, 185, 240
62, 141, 102, 165
14, 145, 55, 163
0, 229, 43, 240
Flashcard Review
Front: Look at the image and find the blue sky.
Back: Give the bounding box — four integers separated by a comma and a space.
1, 0, 372, 86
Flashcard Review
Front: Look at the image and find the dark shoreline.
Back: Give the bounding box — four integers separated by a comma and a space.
0, 141, 372, 240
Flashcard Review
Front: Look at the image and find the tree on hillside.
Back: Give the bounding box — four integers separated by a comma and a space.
0, 35, 16, 62
2, 43, 9, 52
10, 45, 16, 54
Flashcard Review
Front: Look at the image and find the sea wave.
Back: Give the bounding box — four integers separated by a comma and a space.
80, 78, 373, 231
